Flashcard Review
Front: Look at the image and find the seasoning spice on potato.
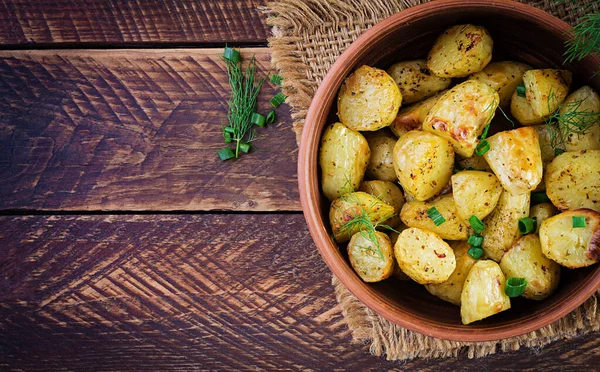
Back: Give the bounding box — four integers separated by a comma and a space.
460, 260, 511, 325
359, 180, 405, 228
348, 231, 395, 282
522, 69, 572, 118
337, 65, 402, 131
533, 124, 564, 164
427, 24, 493, 78
390, 92, 444, 138
394, 227, 456, 284
423, 80, 499, 157
499, 234, 561, 300
510, 89, 547, 126
387, 60, 451, 104
539, 209, 600, 268
468, 61, 532, 107
457, 153, 492, 172
451, 170, 503, 221
400, 194, 469, 240
529, 202, 558, 233
362, 130, 398, 182
558, 86, 600, 152
393, 130, 454, 201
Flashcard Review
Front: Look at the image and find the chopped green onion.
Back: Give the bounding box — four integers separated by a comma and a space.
217, 147, 235, 161
239, 142, 251, 153
572, 216, 586, 228
516, 84, 526, 98
270, 74, 283, 85
505, 277, 527, 297
266, 110, 276, 125
555, 148, 566, 156
223, 47, 241, 63
467, 234, 483, 247
469, 215, 485, 234
468, 247, 484, 259
251, 112, 266, 127
531, 191, 550, 205
224, 132, 232, 144
427, 207, 446, 226
475, 140, 490, 156
224, 126, 235, 134
270, 92, 286, 108
518, 217, 537, 234
480, 124, 491, 140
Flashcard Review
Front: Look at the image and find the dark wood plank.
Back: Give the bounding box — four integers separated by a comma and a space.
1, 214, 600, 370
0, 0, 269, 45
0, 48, 299, 211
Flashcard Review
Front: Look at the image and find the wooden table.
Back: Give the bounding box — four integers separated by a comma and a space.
1, 1, 599, 370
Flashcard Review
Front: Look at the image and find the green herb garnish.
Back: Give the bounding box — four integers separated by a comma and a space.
266, 110, 276, 125
572, 216, 587, 228
270, 74, 283, 85
426, 207, 446, 226
251, 112, 266, 127
467, 234, 483, 247
505, 277, 527, 297
217, 147, 235, 161
475, 140, 490, 156
270, 92, 286, 108
518, 217, 537, 234
469, 215, 485, 234
516, 84, 526, 97
468, 247, 484, 259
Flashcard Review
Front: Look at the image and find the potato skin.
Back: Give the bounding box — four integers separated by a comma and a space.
457, 153, 492, 172
539, 209, 600, 268
545, 150, 600, 212
559, 86, 600, 152
348, 231, 394, 282
387, 60, 451, 104
393, 130, 454, 201
481, 191, 531, 262
483, 127, 544, 194
337, 65, 402, 131
511, 90, 546, 126
451, 170, 503, 221
329, 192, 395, 243
423, 80, 499, 157
529, 202, 558, 233
523, 69, 572, 117
359, 180, 405, 228
469, 61, 532, 107
427, 24, 493, 78
425, 241, 479, 305
400, 194, 469, 240
499, 234, 561, 300
394, 227, 456, 284
460, 260, 511, 325
534, 124, 563, 164
390, 92, 444, 138
319, 122, 370, 201
363, 130, 397, 182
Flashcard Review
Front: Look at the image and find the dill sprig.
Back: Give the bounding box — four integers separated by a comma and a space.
554, 0, 600, 64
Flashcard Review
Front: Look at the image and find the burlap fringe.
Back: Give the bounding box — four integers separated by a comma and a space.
262, 0, 600, 361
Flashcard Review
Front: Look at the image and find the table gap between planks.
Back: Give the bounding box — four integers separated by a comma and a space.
1, 0, 600, 370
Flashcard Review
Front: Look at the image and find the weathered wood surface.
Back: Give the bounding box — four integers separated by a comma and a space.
0, 0, 269, 45
0, 48, 299, 211
1, 214, 600, 371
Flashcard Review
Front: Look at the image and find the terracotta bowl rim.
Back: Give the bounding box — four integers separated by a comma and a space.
298, 0, 600, 342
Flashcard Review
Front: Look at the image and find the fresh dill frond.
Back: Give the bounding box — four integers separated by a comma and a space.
552, 0, 600, 65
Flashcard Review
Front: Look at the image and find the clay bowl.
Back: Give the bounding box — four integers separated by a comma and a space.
299, 0, 600, 342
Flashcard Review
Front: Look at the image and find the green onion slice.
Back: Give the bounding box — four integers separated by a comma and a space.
467, 247, 484, 260
480, 124, 491, 140
572, 216, 586, 228
270, 92, 286, 108
554, 148, 565, 156
518, 217, 537, 234
475, 140, 490, 156
505, 277, 527, 297
217, 147, 235, 161
224, 132, 232, 144
426, 207, 446, 226
266, 110, 276, 125
223, 47, 241, 63
239, 142, 251, 153
467, 234, 483, 247
531, 191, 550, 205
224, 126, 235, 134
516, 84, 526, 98
270, 74, 283, 85
469, 215, 485, 234
251, 112, 266, 127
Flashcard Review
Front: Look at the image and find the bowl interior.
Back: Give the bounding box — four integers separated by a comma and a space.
302, 0, 600, 341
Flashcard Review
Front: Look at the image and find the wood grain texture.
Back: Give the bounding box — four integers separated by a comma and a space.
1, 214, 600, 370
0, 0, 269, 45
0, 48, 299, 211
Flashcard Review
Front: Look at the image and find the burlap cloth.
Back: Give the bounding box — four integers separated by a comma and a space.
261, 0, 600, 360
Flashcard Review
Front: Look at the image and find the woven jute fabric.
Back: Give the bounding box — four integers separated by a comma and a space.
262, 0, 600, 360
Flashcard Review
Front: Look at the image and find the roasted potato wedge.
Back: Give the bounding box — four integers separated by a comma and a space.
363, 130, 397, 182
483, 127, 544, 194
393, 130, 454, 201
319, 122, 370, 201
359, 180, 405, 228
451, 170, 503, 221
423, 80, 499, 157
460, 260, 511, 325
427, 24, 493, 78
511, 89, 547, 126
457, 153, 492, 172
469, 61, 532, 107
545, 150, 600, 212
394, 227, 456, 284
523, 69, 572, 117
559, 86, 600, 152
529, 202, 558, 233
348, 231, 394, 282
534, 124, 564, 164
390, 92, 444, 138
337, 65, 402, 131
539, 209, 600, 268
499, 234, 561, 300
400, 194, 470, 240
387, 60, 452, 104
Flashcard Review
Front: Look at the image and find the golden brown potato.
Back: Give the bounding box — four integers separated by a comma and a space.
511, 89, 547, 126
319, 122, 370, 201
451, 170, 503, 221
457, 153, 492, 172
393, 130, 454, 201
425, 241, 479, 305
460, 260, 511, 325
329, 192, 395, 243
534, 124, 564, 164
483, 127, 544, 194
539, 209, 600, 268
427, 24, 493, 78
387, 60, 452, 104
469, 61, 532, 107
394, 227, 456, 284
362, 130, 397, 182
390, 92, 444, 138
559, 86, 600, 152
481, 191, 531, 262
423, 80, 499, 157
523, 69, 572, 117
348, 231, 395, 282
400, 194, 470, 240
499, 234, 561, 300
545, 150, 600, 212
529, 202, 558, 233
359, 180, 405, 228
337, 65, 402, 131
